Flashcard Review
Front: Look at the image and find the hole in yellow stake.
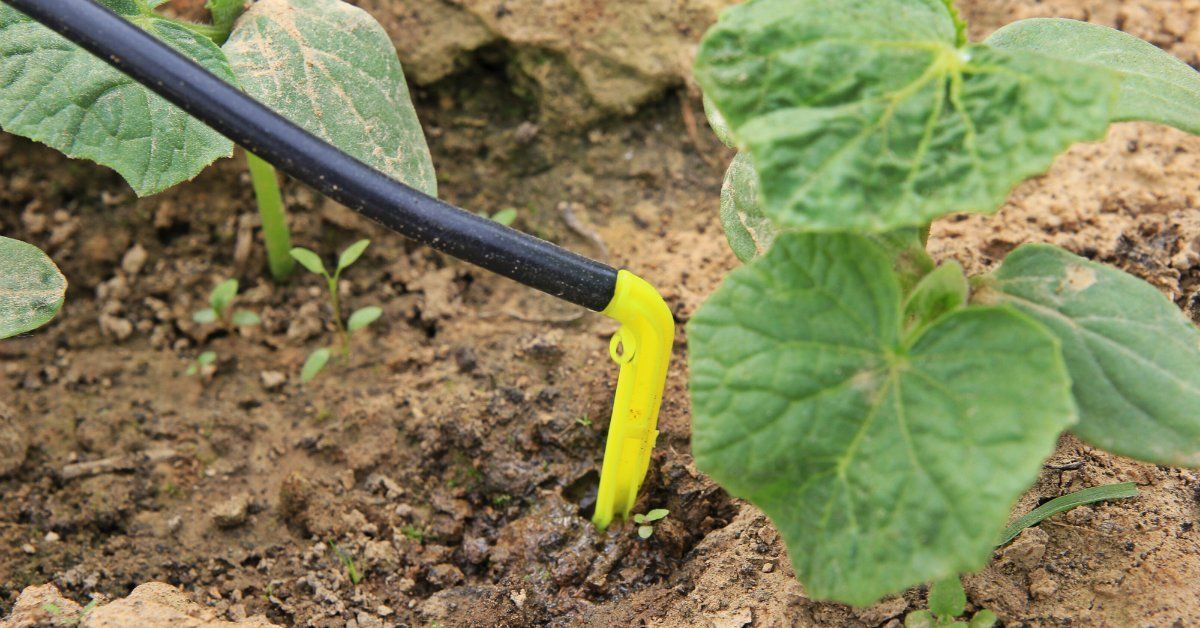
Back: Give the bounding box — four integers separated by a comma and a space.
593, 270, 675, 530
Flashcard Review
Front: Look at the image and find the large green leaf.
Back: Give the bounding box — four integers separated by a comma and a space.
688, 233, 1075, 604
987, 18, 1200, 136
977, 244, 1200, 467
693, 0, 1118, 232
0, 1, 236, 195
223, 0, 437, 195
720, 152, 775, 263
717, 151, 933, 288
0, 236, 66, 339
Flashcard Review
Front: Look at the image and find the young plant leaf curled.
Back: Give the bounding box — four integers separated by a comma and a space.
977, 244, 1200, 467
223, 0, 437, 195
688, 233, 1075, 604
694, 0, 1119, 232
720, 152, 775, 263
0, 236, 66, 339
987, 18, 1200, 135
0, 1, 237, 195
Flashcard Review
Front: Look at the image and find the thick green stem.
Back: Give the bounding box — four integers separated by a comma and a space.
246, 152, 294, 281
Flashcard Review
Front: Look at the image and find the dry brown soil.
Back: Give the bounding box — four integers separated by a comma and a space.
3, 0, 1200, 626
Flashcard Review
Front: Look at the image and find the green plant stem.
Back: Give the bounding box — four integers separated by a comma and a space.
327, 276, 349, 361
246, 152, 294, 281
167, 17, 227, 43
997, 481, 1138, 546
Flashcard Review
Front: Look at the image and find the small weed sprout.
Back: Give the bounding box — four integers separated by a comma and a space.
185, 351, 218, 377
905, 577, 996, 628
192, 279, 260, 328
400, 524, 428, 543
290, 240, 383, 382
575, 414, 593, 428
478, 207, 518, 226
633, 508, 669, 539
40, 598, 98, 626
328, 541, 363, 585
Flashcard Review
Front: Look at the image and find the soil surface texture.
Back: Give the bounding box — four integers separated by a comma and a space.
3, 0, 1200, 626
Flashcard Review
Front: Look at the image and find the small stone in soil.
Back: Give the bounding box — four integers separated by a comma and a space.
122, 244, 148, 275
212, 494, 251, 529
260, 370, 287, 391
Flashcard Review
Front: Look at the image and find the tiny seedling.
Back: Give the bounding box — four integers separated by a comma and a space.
905, 577, 996, 628
0, 236, 66, 340
400, 524, 428, 543
575, 414, 593, 428
328, 541, 363, 585
185, 351, 218, 377
478, 208, 518, 226
692, 0, 1200, 605
0, 0, 436, 281
192, 279, 260, 328
633, 508, 669, 539
290, 240, 383, 382
40, 598, 99, 627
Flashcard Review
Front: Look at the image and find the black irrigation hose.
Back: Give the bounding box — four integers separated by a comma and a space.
4, 0, 620, 312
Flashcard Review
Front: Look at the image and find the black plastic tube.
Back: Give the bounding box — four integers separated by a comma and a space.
3, 0, 620, 312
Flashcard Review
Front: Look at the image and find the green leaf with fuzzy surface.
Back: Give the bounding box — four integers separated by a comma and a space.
693, 0, 1119, 232
688, 233, 1075, 604
0, 1, 236, 195
0, 236, 66, 339
904, 261, 967, 334
928, 577, 966, 619
720, 152, 775, 263
872, 228, 936, 295
206, 0, 247, 39
703, 93, 735, 148
717, 151, 932, 286
977, 244, 1200, 467
987, 18, 1200, 135
223, 0, 437, 195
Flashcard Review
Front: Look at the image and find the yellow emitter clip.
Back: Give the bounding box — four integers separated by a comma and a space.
592, 270, 674, 529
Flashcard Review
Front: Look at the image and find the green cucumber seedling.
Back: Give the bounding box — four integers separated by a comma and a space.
290, 239, 382, 383
691, 0, 1200, 606
192, 278, 260, 329
906, 576, 996, 628
185, 350, 218, 378
633, 508, 669, 539
0, 236, 66, 340
0, 0, 436, 281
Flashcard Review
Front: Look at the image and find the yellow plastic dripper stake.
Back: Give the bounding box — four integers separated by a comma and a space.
592, 270, 675, 529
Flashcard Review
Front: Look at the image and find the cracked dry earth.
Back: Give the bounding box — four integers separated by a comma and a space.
2, 0, 1200, 626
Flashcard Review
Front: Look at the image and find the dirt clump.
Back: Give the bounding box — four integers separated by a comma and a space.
1, 582, 276, 627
